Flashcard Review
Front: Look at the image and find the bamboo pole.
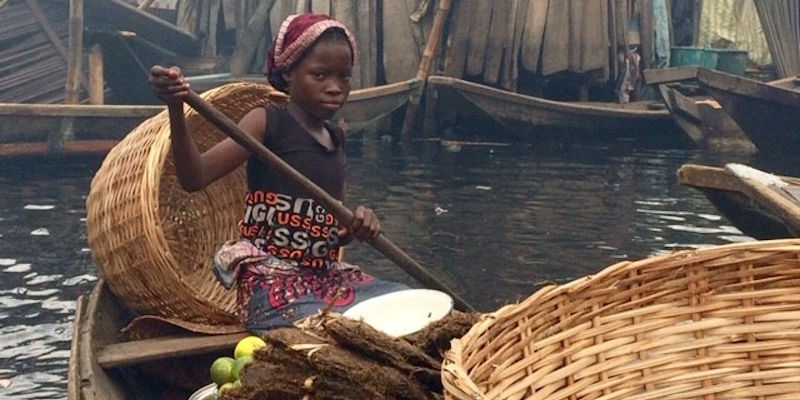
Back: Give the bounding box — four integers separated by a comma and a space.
88, 43, 103, 105
183, 90, 475, 312
400, 0, 452, 137
65, 0, 83, 104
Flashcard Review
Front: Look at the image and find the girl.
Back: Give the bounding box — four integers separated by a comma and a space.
149, 13, 406, 332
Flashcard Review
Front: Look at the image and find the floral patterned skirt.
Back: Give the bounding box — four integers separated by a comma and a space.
213, 239, 407, 332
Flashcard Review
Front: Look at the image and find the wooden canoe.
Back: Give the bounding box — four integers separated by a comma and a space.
643, 67, 754, 152
338, 77, 422, 132
656, 84, 755, 152
68, 278, 449, 400
187, 75, 423, 132
425, 75, 680, 141
0, 103, 163, 157
68, 280, 246, 400
0, 78, 421, 157
696, 68, 800, 155
678, 163, 800, 239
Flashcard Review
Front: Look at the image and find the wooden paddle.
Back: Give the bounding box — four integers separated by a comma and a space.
184, 91, 475, 312
399, 0, 453, 136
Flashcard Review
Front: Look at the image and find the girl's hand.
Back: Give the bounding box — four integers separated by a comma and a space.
340, 205, 381, 244
149, 65, 190, 106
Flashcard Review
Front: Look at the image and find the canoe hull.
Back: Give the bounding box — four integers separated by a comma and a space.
678, 163, 800, 239
187, 75, 422, 132
696, 68, 800, 155
69, 281, 236, 400
657, 84, 755, 152
427, 75, 680, 141
0, 78, 420, 157
338, 78, 422, 132
0, 104, 163, 156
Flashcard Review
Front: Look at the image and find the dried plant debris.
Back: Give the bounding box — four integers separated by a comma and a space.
219, 312, 480, 400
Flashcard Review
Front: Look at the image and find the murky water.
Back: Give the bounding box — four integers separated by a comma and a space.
0, 130, 769, 399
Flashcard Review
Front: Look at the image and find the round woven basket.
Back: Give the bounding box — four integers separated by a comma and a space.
86, 82, 287, 327
443, 239, 800, 400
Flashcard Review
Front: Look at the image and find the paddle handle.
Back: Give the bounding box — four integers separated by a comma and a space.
183, 91, 475, 312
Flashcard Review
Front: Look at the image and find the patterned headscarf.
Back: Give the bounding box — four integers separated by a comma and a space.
265, 13, 358, 91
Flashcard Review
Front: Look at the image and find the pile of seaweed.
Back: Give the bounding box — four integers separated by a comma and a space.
219, 311, 479, 400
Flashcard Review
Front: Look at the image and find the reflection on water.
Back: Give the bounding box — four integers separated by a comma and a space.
0, 132, 763, 399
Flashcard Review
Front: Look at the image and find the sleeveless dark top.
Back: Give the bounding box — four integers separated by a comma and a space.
238, 104, 346, 269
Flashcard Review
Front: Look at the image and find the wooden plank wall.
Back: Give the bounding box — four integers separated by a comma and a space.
0, 0, 83, 103
444, 0, 668, 89
1, 0, 671, 103
218, 0, 431, 88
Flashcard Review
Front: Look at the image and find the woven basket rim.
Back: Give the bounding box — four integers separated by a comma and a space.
444, 238, 800, 400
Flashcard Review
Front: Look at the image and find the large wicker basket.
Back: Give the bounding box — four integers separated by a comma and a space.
443, 239, 800, 399
86, 82, 286, 327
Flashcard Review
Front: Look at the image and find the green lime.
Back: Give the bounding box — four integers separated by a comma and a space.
209, 356, 235, 386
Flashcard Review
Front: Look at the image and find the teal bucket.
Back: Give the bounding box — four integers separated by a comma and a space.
714, 49, 748, 76
670, 46, 718, 68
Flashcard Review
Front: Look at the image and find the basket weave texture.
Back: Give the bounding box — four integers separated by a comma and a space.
443, 239, 800, 400
86, 82, 286, 327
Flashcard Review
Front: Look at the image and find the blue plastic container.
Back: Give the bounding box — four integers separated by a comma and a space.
713, 49, 748, 76
670, 47, 718, 68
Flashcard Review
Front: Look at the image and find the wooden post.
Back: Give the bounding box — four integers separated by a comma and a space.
89, 43, 104, 105
399, 0, 453, 137
65, 0, 84, 104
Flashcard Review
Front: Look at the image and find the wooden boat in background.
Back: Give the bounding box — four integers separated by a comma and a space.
0, 78, 421, 157
190, 75, 422, 132
678, 163, 800, 239
0, 103, 163, 157
338, 78, 422, 132
696, 68, 800, 155
643, 67, 754, 152
425, 76, 680, 141
189, 76, 422, 134
68, 280, 244, 400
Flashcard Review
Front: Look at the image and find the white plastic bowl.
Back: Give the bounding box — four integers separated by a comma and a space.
188, 382, 217, 400
342, 289, 454, 337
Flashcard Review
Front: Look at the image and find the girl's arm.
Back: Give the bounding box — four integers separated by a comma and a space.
150, 65, 267, 192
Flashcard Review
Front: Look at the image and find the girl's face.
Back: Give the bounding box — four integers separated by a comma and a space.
284, 39, 353, 121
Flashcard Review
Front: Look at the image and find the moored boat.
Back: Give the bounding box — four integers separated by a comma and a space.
337, 78, 422, 132
678, 163, 800, 239
68, 280, 245, 400
0, 103, 163, 157
656, 84, 754, 152
0, 78, 421, 157
187, 75, 422, 133
696, 68, 800, 155
68, 278, 461, 400
425, 75, 681, 142
643, 67, 754, 152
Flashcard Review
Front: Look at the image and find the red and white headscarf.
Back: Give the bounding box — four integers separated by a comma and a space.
265, 13, 357, 90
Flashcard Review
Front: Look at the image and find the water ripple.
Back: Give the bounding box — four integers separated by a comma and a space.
1, 137, 760, 399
